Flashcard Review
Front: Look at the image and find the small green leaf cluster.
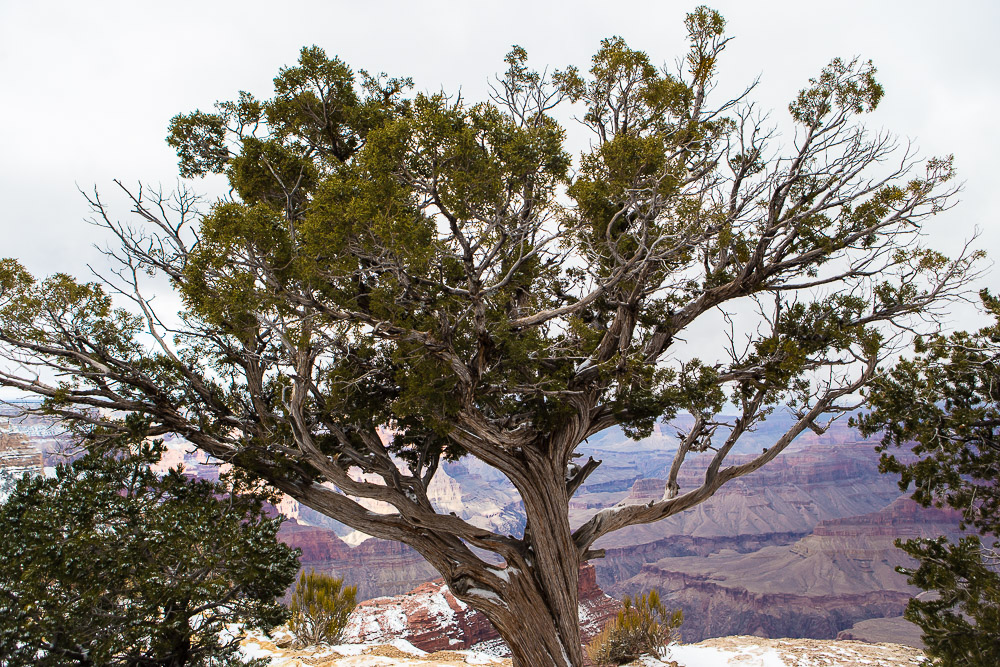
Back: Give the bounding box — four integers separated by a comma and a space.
0, 431, 300, 666
788, 57, 883, 127
288, 570, 357, 647
586, 590, 683, 666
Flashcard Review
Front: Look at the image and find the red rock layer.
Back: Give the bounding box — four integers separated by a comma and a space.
342, 563, 620, 652
277, 519, 440, 601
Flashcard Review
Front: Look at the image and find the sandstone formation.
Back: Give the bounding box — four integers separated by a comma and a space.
278, 519, 440, 600
341, 563, 620, 653
343, 580, 496, 652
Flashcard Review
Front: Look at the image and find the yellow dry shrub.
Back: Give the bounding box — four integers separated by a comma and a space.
586, 590, 682, 666
288, 569, 358, 647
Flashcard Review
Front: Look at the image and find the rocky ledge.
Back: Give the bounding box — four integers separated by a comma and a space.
341, 562, 620, 653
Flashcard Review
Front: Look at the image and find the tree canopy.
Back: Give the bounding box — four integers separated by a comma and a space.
0, 430, 299, 666
0, 7, 978, 666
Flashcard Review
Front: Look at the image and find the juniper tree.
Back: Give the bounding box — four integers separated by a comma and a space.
0, 7, 978, 666
0, 431, 299, 666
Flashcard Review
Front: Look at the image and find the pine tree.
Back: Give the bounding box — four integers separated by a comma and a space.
0, 429, 300, 667
858, 290, 1000, 665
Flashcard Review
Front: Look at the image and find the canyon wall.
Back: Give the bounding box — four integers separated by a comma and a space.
611, 498, 964, 642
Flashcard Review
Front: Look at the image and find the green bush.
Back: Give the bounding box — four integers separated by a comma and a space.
289, 570, 358, 647
586, 590, 682, 666
0, 435, 299, 667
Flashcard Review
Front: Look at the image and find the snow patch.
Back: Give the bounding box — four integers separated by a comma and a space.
382, 607, 408, 634
242, 631, 925, 666
671, 644, 788, 666
425, 589, 460, 628
486, 566, 518, 583
387, 639, 426, 656
467, 588, 505, 607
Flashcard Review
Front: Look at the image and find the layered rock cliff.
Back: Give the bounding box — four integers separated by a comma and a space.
0, 431, 43, 478
278, 520, 440, 600
585, 442, 906, 547
612, 498, 964, 642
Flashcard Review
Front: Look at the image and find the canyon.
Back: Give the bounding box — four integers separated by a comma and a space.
1, 409, 951, 646
612, 497, 962, 642
272, 432, 946, 647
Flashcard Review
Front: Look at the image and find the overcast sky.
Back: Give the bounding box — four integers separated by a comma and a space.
1, 0, 997, 330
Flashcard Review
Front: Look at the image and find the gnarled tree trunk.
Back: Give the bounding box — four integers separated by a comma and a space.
474, 452, 585, 667
491, 593, 583, 667
416, 446, 587, 667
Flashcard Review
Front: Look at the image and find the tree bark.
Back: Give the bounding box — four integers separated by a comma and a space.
487, 450, 585, 667
494, 604, 581, 667
463, 562, 583, 667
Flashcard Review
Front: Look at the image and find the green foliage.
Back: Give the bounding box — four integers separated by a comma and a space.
857, 290, 1000, 533
586, 590, 683, 666
857, 290, 1000, 665
0, 435, 300, 666
0, 8, 961, 473
166, 110, 228, 178
898, 536, 1000, 666
289, 570, 357, 647
788, 56, 883, 126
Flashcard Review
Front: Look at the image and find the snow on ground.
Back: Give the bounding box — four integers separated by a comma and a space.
240, 632, 508, 666
667, 636, 925, 667
241, 632, 926, 666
